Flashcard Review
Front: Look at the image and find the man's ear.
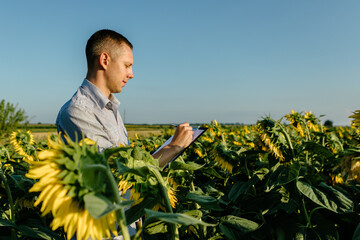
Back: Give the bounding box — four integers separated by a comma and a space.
99, 52, 110, 70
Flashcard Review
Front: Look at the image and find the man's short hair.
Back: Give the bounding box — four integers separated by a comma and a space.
86, 29, 133, 70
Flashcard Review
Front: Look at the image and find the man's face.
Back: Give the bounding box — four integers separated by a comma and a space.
105, 44, 134, 94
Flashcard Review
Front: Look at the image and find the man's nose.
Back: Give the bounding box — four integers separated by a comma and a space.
128, 70, 134, 79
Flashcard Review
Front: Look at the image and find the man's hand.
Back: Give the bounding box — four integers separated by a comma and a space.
169, 122, 193, 150
152, 122, 194, 168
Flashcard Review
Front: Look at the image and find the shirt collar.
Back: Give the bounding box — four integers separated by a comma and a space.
81, 79, 120, 110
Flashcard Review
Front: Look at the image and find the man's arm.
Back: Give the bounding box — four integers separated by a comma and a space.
152, 123, 193, 168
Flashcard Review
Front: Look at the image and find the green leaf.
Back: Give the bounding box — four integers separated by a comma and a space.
0, 220, 55, 239
84, 192, 114, 219
61, 171, 78, 184
266, 162, 300, 191
132, 146, 143, 159
144, 209, 216, 227
79, 163, 107, 192
202, 184, 224, 198
186, 192, 223, 211
62, 147, 75, 157
0, 218, 17, 228
54, 157, 68, 165
294, 227, 306, 240
64, 158, 76, 171
219, 215, 260, 240
208, 236, 225, 240
169, 160, 204, 171
84, 192, 131, 219
144, 220, 168, 235
9, 174, 33, 192
302, 141, 333, 159
254, 168, 270, 181
352, 223, 360, 240
311, 214, 339, 240
17, 225, 51, 239
182, 210, 203, 220
244, 192, 283, 215
56, 169, 69, 179
202, 167, 224, 179
228, 176, 259, 202
296, 181, 353, 213
125, 197, 157, 224
103, 147, 129, 160
28, 225, 64, 240
117, 164, 150, 179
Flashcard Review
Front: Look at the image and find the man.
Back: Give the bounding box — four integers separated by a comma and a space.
56, 29, 193, 168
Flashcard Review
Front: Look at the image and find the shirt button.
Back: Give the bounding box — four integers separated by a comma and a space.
106, 102, 112, 109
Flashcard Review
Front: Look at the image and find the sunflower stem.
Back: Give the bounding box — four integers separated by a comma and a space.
105, 165, 130, 240
319, 123, 325, 147
190, 181, 206, 238
301, 196, 311, 228
304, 122, 311, 142
148, 165, 179, 240
190, 181, 201, 209
0, 166, 17, 240
278, 124, 296, 160
294, 180, 311, 228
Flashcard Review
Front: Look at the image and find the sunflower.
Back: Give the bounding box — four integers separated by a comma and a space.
193, 148, 203, 157
248, 142, 255, 148
166, 188, 177, 208
350, 161, 360, 181
304, 111, 320, 132
257, 117, 287, 161
118, 179, 177, 210
167, 177, 180, 190
340, 154, 360, 182
201, 136, 213, 143
330, 174, 344, 185
26, 136, 119, 240
259, 132, 284, 161
338, 130, 344, 139
349, 110, 360, 128
233, 141, 242, 146
113, 145, 178, 214
243, 125, 250, 135
285, 110, 305, 137
15, 198, 35, 210
10, 130, 36, 163
214, 155, 233, 173
118, 178, 135, 195
152, 187, 177, 210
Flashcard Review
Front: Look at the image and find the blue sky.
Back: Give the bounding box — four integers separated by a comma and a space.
1, 1, 360, 125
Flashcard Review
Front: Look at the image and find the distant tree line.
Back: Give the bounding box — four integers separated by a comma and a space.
0, 99, 28, 138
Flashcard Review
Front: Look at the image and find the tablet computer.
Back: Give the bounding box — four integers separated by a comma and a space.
153, 127, 208, 167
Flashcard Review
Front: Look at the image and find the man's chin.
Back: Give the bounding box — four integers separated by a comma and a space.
113, 88, 123, 93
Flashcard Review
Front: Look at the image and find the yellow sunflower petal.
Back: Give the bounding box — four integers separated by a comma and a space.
40, 184, 62, 213
34, 184, 55, 207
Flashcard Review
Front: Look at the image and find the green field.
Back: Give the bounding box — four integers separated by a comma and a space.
2, 112, 360, 239
18, 123, 172, 140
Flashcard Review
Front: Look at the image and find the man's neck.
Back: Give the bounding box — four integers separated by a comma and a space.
86, 72, 111, 99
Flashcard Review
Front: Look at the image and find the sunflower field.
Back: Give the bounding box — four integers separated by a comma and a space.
1, 110, 360, 240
